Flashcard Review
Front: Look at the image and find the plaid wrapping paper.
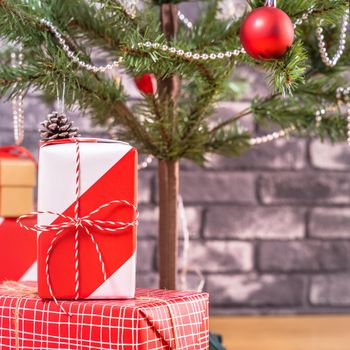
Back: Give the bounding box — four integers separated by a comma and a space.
0, 283, 209, 350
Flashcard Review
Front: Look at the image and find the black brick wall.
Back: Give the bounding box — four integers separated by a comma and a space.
2, 95, 350, 315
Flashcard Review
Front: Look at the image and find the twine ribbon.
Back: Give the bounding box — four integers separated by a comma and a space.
17, 139, 138, 316
0, 282, 181, 350
0, 281, 38, 350
137, 296, 180, 350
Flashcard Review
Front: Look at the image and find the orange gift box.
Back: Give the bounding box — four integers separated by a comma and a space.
0, 146, 36, 217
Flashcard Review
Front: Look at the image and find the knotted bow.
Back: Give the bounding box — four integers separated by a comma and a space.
17, 140, 138, 315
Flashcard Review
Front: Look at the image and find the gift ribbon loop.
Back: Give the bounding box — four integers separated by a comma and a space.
17, 139, 138, 316
0, 145, 36, 163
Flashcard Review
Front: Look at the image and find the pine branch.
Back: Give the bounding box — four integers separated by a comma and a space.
251, 72, 348, 142
205, 127, 251, 158
179, 58, 236, 148
0, 0, 348, 163
57, 0, 140, 52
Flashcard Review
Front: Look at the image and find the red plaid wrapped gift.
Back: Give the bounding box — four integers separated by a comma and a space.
0, 282, 209, 349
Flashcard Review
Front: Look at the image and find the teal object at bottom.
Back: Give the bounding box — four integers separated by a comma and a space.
209, 333, 227, 350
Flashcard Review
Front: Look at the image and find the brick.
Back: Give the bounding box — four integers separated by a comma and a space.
180, 159, 203, 171
310, 274, 350, 306
157, 240, 253, 273
259, 172, 350, 205
204, 206, 304, 239
136, 240, 156, 272
180, 172, 256, 204
259, 241, 349, 272
180, 241, 253, 273
233, 65, 270, 99
0, 100, 13, 130
138, 171, 154, 204
207, 139, 306, 170
311, 140, 350, 170
310, 208, 350, 239
210, 101, 253, 131
217, 0, 246, 20
207, 274, 305, 306
177, 272, 207, 292
138, 207, 158, 238
138, 205, 202, 238
178, 2, 206, 32
178, 206, 203, 239
136, 272, 159, 289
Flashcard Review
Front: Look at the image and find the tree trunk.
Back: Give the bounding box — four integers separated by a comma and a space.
158, 159, 179, 290
159, 4, 180, 101
157, 4, 181, 290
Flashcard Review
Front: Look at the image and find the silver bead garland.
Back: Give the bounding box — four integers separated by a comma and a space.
39, 4, 317, 68
249, 126, 296, 145
293, 5, 315, 29
177, 10, 193, 29
250, 87, 350, 146
316, 10, 349, 67
137, 41, 245, 61
40, 19, 123, 73
138, 154, 154, 170
35, 6, 349, 153
11, 47, 25, 145
314, 87, 350, 145
336, 87, 350, 145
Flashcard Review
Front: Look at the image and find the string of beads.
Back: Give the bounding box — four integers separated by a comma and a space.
316, 10, 349, 67
39, 4, 322, 71
11, 48, 25, 145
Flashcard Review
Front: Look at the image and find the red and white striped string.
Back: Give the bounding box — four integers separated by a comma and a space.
74, 140, 81, 300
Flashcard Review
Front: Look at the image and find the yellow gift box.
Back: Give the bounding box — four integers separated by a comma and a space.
0, 156, 36, 217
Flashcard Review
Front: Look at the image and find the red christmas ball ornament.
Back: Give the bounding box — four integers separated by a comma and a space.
134, 73, 157, 95
240, 2, 294, 61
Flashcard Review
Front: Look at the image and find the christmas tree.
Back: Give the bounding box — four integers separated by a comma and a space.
0, 0, 349, 291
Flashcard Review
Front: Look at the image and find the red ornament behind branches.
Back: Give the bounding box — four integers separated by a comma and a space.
134, 73, 157, 95
240, 3, 294, 61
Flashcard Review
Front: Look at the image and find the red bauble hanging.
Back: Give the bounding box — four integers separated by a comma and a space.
240, 2, 294, 61
134, 73, 157, 95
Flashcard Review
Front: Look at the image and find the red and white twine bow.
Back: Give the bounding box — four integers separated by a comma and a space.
17, 140, 138, 316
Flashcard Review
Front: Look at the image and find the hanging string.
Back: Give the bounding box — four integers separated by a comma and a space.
61, 79, 66, 114
178, 196, 205, 293
265, 0, 277, 7
56, 78, 66, 113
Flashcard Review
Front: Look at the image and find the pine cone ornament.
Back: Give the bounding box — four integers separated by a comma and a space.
39, 112, 80, 141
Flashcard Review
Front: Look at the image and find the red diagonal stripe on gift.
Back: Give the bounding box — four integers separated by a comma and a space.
38, 148, 137, 299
